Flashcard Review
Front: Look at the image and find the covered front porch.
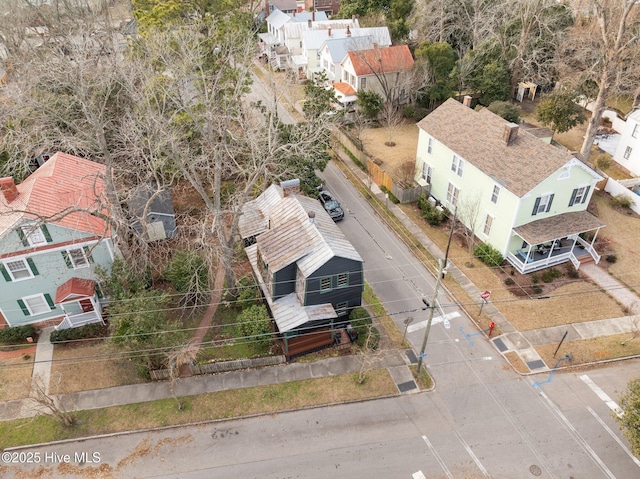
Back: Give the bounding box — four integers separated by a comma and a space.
506, 211, 605, 274
54, 277, 104, 330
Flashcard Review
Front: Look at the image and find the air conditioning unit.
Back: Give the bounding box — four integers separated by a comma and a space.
435, 205, 444, 214
427, 197, 436, 207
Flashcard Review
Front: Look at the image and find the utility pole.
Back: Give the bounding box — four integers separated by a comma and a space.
416, 206, 456, 373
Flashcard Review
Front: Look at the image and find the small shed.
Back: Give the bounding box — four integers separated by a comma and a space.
516, 82, 538, 102
129, 182, 177, 241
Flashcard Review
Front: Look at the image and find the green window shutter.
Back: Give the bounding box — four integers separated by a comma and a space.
17, 299, 30, 316
41, 224, 52, 242
44, 293, 55, 309
95, 282, 104, 299
61, 251, 73, 268
26, 258, 39, 276
83, 246, 95, 264
568, 188, 577, 207
17, 227, 29, 246
0, 264, 11, 282
531, 197, 540, 216
546, 194, 554, 213
582, 186, 591, 204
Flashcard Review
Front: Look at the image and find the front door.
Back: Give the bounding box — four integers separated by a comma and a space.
79, 299, 94, 313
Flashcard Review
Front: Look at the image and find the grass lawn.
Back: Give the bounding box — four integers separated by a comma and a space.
0, 356, 34, 401
49, 341, 146, 394
0, 369, 397, 450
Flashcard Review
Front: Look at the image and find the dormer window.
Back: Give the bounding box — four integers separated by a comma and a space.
19, 224, 51, 247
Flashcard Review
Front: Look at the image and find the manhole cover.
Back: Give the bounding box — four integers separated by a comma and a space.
529, 465, 542, 476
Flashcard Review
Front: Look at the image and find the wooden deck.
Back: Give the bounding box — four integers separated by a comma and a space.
283, 327, 352, 359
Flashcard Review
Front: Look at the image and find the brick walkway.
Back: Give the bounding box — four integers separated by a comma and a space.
0, 345, 37, 360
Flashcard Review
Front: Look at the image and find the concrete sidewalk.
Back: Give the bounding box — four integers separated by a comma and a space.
333, 147, 640, 373
0, 349, 417, 422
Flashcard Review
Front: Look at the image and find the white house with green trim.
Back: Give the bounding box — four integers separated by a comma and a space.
0, 153, 117, 329
414, 98, 605, 274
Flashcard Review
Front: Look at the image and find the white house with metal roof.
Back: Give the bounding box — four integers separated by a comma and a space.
239, 180, 363, 357
613, 108, 640, 177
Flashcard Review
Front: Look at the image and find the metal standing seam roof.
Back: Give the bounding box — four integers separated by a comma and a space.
245, 243, 336, 333
266, 9, 294, 30
238, 184, 282, 239
0, 152, 109, 238
322, 36, 374, 64
417, 98, 579, 197
303, 27, 390, 51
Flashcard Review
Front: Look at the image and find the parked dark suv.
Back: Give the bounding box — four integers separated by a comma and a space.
318, 190, 344, 221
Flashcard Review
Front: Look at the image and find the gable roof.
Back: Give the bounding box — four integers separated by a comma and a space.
0, 152, 109, 238
240, 184, 361, 277
322, 36, 374, 63
346, 44, 414, 76
303, 27, 389, 51
267, 9, 294, 29
334, 82, 356, 96
55, 277, 95, 304
417, 99, 583, 197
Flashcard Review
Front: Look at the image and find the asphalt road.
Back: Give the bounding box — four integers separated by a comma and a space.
4, 165, 640, 479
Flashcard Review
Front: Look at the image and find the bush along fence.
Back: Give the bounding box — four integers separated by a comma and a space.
150, 355, 287, 380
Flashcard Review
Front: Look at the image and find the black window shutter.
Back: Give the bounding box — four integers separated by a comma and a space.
41, 224, 52, 242
44, 293, 55, 309
17, 299, 30, 316
582, 186, 591, 204
17, 228, 29, 246
569, 188, 577, 207
26, 258, 39, 276
61, 251, 73, 268
532, 197, 541, 216
0, 264, 11, 282
546, 194, 554, 213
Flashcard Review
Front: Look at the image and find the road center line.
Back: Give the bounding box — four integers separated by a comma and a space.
580, 375, 623, 417
421, 435, 454, 479
454, 431, 490, 478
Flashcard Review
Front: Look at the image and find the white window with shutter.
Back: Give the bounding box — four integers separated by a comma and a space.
22, 294, 51, 315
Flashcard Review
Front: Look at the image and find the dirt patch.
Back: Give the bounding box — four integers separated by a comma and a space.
49, 342, 145, 394
359, 122, 419, 181
504, 351, 530, 374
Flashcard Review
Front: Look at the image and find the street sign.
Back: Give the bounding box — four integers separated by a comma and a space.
480, 290, 491, 300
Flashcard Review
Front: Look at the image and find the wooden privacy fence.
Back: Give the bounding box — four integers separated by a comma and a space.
367, 158, 429, 204
367, 158, 393, 191
150, 355, 287, 380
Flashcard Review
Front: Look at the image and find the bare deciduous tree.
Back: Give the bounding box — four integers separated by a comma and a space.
25, 373, 75, 427
166, 342, 199, 409
558, 0, 640, 162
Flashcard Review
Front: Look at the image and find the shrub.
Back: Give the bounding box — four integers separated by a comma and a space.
164, 250, 208, 303
349, 307, 378, 349
566, 264, 580, 278
474, 242, 503, 267
0, 325, 37, 345
504, 277, 515, 286
540, 267, 562, 283
611, 194, 634, 209
341, 145, 367, 171
531, 274, 539, 284
236, 276, 262, 308
380, 185, 400, 204
594, 154, 612, 170
417, 194, 445, 226
237, 304, 272, 349
403, 105, 416, 119
606, 254, 618, 264
50, 322, 109, 343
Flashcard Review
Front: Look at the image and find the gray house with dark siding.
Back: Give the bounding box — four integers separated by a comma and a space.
239, 180, 363, 357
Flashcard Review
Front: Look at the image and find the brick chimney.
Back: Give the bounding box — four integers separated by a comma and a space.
463, 95, 472, 108
503, 123, 519, 145
0, 177, 19, 203
280, 179, 301, 197
328, 26, 331, 37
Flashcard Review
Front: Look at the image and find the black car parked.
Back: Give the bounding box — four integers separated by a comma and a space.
318, 190, 344, 221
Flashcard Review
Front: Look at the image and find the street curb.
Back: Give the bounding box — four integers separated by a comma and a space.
2, 392, 404, 453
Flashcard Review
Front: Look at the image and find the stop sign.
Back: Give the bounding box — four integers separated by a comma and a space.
481, 290, 491, 300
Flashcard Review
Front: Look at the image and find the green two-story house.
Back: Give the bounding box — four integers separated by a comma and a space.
414, 98, 604, 274
0, 152, 117, 329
